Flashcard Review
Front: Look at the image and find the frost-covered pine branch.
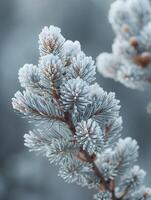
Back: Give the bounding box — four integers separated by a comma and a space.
96, 0, 151, 112
12, 25, 151, 200
97, 0, 151, 90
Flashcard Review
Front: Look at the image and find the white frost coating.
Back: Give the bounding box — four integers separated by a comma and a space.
97, 0, 151, 112
12, 25, 151, 200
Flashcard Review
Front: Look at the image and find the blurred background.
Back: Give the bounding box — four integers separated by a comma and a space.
0, 0, 151, 199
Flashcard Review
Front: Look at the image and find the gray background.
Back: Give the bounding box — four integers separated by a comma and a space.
0, 0, 151, 199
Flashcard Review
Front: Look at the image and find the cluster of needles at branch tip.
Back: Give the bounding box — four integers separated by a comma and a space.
12, 25, 151, 200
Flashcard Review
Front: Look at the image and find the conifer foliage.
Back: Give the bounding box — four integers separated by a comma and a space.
12, 25, 151, 200
97, 0, 151, 112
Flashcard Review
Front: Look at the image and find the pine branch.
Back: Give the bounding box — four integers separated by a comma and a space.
96, 0, 151, 112
12, 25, 151, 200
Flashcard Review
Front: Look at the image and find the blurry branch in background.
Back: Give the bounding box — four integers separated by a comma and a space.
96, 0, 151, 113
12, 25, 151, 200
